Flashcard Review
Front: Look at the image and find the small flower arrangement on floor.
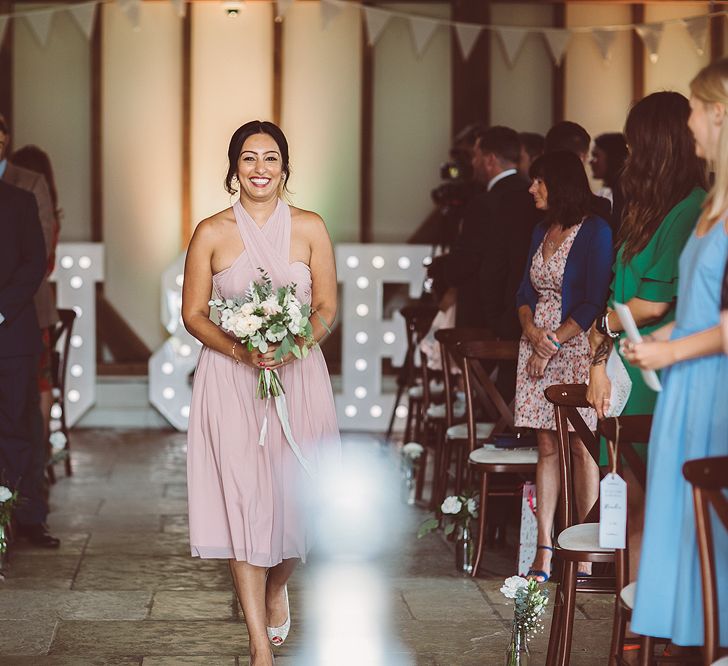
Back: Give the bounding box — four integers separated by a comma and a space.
0, 485, 18, 554
417, 491, 479, 538
400, 442, 424, 505
501, 575, 549, 665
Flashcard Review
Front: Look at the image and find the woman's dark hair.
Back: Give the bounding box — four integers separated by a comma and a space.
225, 120, 291, 195
10, 144, 60, 214
529, 151, 594, 228
618, 92, 707, 263
594, 132, 628, 188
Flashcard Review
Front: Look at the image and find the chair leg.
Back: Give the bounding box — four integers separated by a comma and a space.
438, 445, 452, 506
404, 398, 415, 444
472, 470, 488, 577
546, 560, 566, 666
429, 424, 444, 510
415, 445, 428, 502
454, 442, 465, 495
639, 635, 654, 666
557, 559, 578, 666
385, 384, 406, 441
46, 463, 56, 485
608, 602, 628, 666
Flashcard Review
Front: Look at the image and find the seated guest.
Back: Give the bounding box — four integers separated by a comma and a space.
590, 132, 628, 234
622, 58, 728, 654
517, 132, 545, 179
0, 181, 59, 548
515, 151, 613, 582
587, 92, 706, 583
443, 126, 536, 329
544, 121, 612, 221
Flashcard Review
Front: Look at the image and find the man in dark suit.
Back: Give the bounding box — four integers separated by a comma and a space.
0, 180, 60, 548
444, 126, 540, 332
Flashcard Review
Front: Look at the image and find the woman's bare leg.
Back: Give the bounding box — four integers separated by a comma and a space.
531, 430, 560, 578
229, 560, 273, 665
568, 433, 600, 575
266, 557, 299, 627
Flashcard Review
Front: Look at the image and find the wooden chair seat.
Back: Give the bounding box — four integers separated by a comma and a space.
619, 581, 636, 611
469, 444, 538, 467
446, 422, 495, 441
408, 381, 444, 399
557, 523, 614, 555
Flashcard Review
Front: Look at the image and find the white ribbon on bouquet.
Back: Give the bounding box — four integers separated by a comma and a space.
257, 368, 315, 478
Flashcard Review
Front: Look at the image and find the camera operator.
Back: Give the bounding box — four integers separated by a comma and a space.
431, 127, 539, 330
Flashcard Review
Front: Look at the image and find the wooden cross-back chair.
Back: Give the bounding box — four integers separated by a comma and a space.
427, 327, 493, 509
385, 302, 439, 444
598, 416, 685, 666
459, 339, 537, 577
683, 456, 728, 666
46, 308, 77, 482
544, 384, 616, 666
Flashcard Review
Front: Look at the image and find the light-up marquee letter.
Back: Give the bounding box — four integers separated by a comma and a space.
148, 252, 202, 430
335, 244, 430, 431
49, 243, 104, 426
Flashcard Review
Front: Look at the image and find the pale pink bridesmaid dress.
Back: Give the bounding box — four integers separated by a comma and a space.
187, 199, 340, 567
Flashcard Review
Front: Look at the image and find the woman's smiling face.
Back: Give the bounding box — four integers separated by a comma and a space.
237, 133, 284, 201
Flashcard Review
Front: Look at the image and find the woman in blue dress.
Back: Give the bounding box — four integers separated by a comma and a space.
623, 59, 728, 650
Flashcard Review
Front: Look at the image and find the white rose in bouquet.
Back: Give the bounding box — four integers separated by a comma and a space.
262, 297, 283, 316
241, 302, 256, 316
229, 313, 263, 338
500, 575, 528, 599
441, 496, 463, 515
0, 486, 12, 503
466, 497, 478, 516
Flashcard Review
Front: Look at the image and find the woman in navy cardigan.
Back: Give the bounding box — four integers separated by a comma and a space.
514, 151, 613, 582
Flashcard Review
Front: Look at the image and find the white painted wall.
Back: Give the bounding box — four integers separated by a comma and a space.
102, 3, 182, 350
372, 3, 452, 243
490, 3, 553, 134
281, 3, 361, 244
12, 7, 91, 242
190, 2, 273, 226
565, 3, 633, 140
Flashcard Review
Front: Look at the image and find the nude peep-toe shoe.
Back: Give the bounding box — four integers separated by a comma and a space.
266, 585, 290, 646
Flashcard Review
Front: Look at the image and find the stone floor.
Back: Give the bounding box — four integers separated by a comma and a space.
0, 429, 613, 665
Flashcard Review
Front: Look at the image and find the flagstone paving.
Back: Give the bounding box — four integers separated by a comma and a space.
0, 429, 612, 664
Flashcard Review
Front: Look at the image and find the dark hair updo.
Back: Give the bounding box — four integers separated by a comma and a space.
529, 150, 594, 229
225, 120, 291, 195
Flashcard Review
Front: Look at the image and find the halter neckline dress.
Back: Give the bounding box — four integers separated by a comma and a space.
187, 199, 340, 567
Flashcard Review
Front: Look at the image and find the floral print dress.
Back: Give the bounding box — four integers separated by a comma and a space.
514, 223, 596, 431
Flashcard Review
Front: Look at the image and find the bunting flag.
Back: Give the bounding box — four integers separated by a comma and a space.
542, 28, 572, 65
454, 22, 482, 61
636, 22, 664, 63
362, 6, 390, 47
276, 0, 294, 21
591, 28, 618, 62
25, 9, 54, 47
320, 0, 343, 30
69, 2, 98, 40
170, 0, 186, 19
117, 0, 141, 31
496, 27, 528, 68
683, 15, 709, 56
408, 15, 439, 59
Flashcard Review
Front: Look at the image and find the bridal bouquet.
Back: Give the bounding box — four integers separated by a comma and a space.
209, 269, 315, 399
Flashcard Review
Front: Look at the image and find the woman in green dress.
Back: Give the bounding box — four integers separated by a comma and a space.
586, 91, 706, 581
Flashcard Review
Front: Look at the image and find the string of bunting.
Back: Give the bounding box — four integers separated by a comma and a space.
0, 0, 719, 66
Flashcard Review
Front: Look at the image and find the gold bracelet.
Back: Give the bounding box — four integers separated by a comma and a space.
231, 341, 239, 365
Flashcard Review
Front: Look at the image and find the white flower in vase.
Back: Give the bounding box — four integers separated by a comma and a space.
402, 442, 424, 460
441, 496, 463, 515
466, 497, 478, 517
50, 431, 67, 451
0, 486, 12, 503
500, 575, 528, 599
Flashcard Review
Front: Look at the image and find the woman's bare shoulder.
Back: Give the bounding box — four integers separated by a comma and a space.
192, 207, 236, 243
289, 205, 328, 236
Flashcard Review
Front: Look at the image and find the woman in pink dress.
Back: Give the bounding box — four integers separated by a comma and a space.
182, 121, 340, 665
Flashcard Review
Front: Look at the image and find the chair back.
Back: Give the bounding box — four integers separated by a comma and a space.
458, 339, 519, 451
544, 384, 601, 530
51, 309, 78, 406
434, 327, 492, 426
682, 456, 728, 666
398, 301, 438, 393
